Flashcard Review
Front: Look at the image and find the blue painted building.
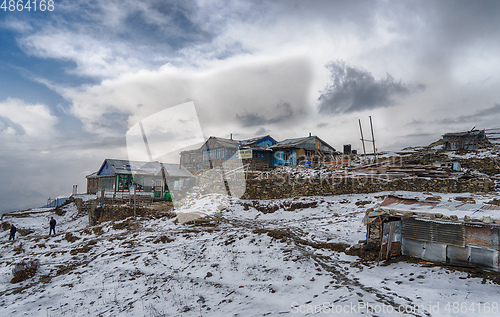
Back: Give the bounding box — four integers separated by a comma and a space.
270, 135, 337, 167
181, 135, 277, 171
86, 159, 194, 199
181, 134, 337, 171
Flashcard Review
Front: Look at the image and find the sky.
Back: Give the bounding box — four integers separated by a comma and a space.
1, 0, 500, 212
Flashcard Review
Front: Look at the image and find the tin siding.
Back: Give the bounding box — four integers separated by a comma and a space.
400, 220, 500, 271
447, 245, 470, 265
402, 239, 447, 263
402, 218, 465, 247
469, 247, 499, 271
466, 227, 499, 250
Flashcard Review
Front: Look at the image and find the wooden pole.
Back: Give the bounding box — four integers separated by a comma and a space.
369, 116, 377, 161
359, 119, 367, 161
386, 222, 394, 260
134, 189, 137, 217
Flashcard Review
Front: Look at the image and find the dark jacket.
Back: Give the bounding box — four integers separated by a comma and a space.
50, 219, 56, 228
10, 225, 16, 234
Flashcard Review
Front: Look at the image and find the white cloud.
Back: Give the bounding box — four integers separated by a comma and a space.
64, 55, 313, 141
1, 18, 33, 33
0, 98, 58, 139
20, 30, 147, 78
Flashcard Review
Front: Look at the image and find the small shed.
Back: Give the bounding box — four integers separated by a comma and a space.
364, 196, 500, 271
442, 129, 487, 150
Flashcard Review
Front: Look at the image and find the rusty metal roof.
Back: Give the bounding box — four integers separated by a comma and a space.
377, 196, 500, 222
379, 196, 436, 208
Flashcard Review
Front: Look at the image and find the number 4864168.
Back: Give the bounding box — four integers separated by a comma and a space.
1, 0, 55, 12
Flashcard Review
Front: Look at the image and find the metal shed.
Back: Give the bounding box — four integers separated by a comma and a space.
442, 129, 486, 150
364, 196, 500, 271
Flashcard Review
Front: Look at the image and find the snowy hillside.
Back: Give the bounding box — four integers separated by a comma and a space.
2, 192, 500, 316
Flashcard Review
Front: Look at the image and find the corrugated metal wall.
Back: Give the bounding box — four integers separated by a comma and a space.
400, 218, 500, 271
403, 218, 465, 247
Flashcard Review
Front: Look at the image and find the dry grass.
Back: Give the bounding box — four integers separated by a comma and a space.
1, 222, 10, 231
11, 259, 40, 284
64, 232, 79, 243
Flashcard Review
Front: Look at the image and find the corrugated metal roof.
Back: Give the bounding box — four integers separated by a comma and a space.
164, 163, 193, 178
239, 135, 274, 147
86, 172, 98, 178
97, 159, 193, 178
211, 137, 239, 148
379, 196, 500, 221
435, 201, 482, 212
270, 136, 310, 148
443, 130, 485, 138
380, 196, 436, 208
104, 159, 163, 175
480, 204, 500, 211
206, 135, 275, 149
269, 135, 336, 152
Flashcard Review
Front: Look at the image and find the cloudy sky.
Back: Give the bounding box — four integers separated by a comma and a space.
1, 0, 499, 212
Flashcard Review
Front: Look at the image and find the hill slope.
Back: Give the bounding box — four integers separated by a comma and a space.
2, 192, 500, 316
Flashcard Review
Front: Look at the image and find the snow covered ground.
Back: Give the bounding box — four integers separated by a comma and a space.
1, 192, 500, 316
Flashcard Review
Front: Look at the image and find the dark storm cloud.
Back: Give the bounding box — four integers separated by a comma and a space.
474, 104, 500, 118
94, 111, 130, 133
436, 103, 500, 125
318, 61, 421, 114
236, 102, 294, 127
121, 0, 213, 50
12, 0, 218, 80
255, 127, 270, 136
404, 132, 435, 139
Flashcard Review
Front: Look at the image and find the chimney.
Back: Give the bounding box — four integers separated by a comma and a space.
230, 133, 233, 140
309, 132, 311, 137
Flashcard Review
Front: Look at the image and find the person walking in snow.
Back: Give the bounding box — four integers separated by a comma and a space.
49, 217, 57, 235
9, 224, 16, 240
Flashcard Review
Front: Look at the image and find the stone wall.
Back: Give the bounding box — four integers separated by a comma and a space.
241, 176, 494, 200
88, 204, 147, 225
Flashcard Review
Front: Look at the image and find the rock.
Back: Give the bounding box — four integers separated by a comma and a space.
176, 212, 208, 224
482, 216, 493, 224
464, 215, 471, 222
450, 215, 458, 221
